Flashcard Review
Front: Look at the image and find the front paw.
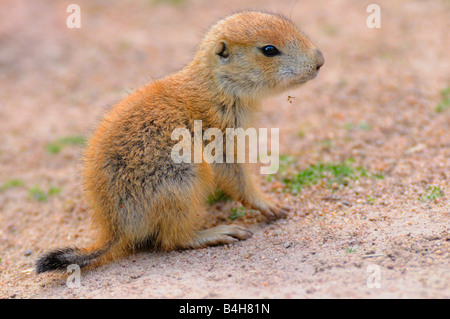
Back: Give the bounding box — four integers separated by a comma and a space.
247, 198, 290, 220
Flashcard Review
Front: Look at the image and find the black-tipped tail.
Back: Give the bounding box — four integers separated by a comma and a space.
35, 246, 109, 274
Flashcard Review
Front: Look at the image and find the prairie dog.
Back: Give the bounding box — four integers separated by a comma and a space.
36, 11, 324, 273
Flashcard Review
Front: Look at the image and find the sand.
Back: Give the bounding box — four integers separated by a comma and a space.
0, 0, 448, 299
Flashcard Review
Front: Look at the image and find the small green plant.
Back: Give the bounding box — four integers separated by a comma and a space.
46, 135, 86, 154
28, 186, 48, 202
419, 186, 445, 202
435, 87, 450, 113
280, 159, 369, 194
373, 173, 384, 180
28, 186, 62, 202
346, 247, 358, 253
48, 186, 62, 196
278, 155, 297, 172
228, 207, 246, 220
206, 189, 231, 204
268, 156, 383, 194
0, 178, 25, 191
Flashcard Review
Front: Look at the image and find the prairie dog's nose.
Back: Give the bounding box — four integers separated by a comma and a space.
314, 49, 324, 70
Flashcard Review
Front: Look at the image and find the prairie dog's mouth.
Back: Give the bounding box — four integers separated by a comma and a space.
278, 67, 318, 90
285, 70, 318, 84
283, 79, 307, 91
292, 75, 313, 85
297, 70, 319, 83
294, 79, 308, 85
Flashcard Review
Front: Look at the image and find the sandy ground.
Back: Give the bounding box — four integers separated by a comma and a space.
0, 0, 449, 299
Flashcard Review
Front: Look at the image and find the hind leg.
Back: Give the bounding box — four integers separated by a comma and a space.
152, 191, 253, 250
149, 162, 253, 251
146, 162, 250, 251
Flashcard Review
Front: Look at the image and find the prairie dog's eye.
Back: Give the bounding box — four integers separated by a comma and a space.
261, 45, 280, 57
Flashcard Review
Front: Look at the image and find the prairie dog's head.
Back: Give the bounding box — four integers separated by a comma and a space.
196, 11, 324, 100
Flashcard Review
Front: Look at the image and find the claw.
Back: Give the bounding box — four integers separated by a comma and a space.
249, 198, 291, 220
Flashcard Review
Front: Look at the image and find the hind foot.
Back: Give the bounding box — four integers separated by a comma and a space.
183, 225, 253, 249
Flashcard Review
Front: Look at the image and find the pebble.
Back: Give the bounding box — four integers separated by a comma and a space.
24, 250, 32, 257
342, 200, 352, 206
284, 241, 293, 249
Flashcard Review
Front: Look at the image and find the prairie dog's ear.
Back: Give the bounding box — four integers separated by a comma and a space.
214, 40, 229, 59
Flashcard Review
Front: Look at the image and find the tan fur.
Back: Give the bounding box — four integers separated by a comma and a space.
40, 11, 324, 271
